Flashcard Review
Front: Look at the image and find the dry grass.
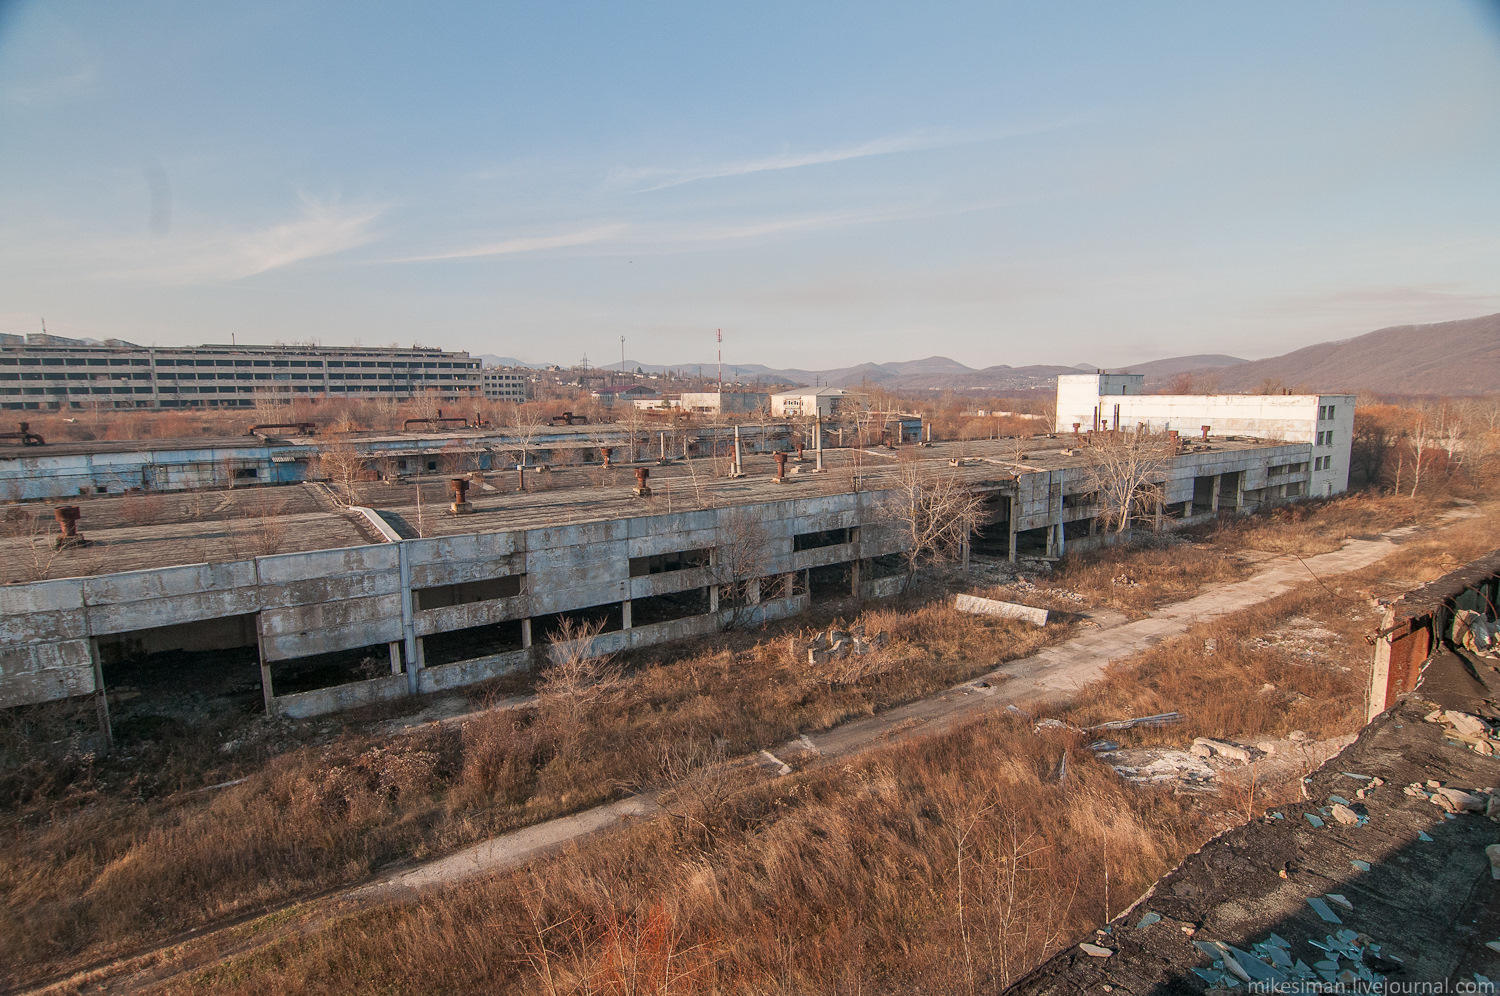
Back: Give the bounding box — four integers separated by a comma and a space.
0, 600, 1063, 986
168, 715, 1222, 996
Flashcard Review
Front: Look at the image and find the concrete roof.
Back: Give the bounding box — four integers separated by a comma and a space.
0, 436, 1297, 584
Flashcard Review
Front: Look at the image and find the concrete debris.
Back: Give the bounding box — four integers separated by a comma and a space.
1423, 706, 1500, 757
1111, 574, 1139, 587
1256, 741, 1278, 754
805, 623, 888, 667
1330, 803, 1360, 825
1078, 943, 1113, 958
1288, 729, 1309, 742
1433, 787, 1488, 813
954, 593, 1049, 626
1099, 747, 1217, 791
1204, 638, 1218, 656
757, 750, 792, 777
1452, 608, 1500, 657
1192, 737, 1255, 764
1189, 743, 1213, 759
1090, 711, 1183, 732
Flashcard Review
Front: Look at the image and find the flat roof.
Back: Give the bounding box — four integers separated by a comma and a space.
0, 436, 1300, 584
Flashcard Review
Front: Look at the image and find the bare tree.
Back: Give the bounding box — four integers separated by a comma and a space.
315, 437, 367, 505
1407, 406, 1435, 498
710, 509, 771, 628
882, 463, 987, 588
2, 506, 67, 581
1078, 431, 1172, 534
509, 404, 546, 468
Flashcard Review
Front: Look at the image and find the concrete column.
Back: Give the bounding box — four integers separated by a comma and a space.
255, 618, 275, 716
1235, 473, 1245, 512
850, 558, 863, 597
814, 416, 824, 472
1054, 520, 1065, 557
89, 637, 113, 751
732, 426, 743, 475
388, 641, 403, 675
1008, 495, 1019, 563
414, 636, 427, 669
521, 617, 532, 649
746, 577, 761, 605
1045, 524, 1056, 557
397, 541, 420, 695
709, 584, 720, 613
1211, 473, 1222, 514
622, 599, 633, 629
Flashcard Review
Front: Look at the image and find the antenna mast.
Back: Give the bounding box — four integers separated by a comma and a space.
716, 328, 722, 392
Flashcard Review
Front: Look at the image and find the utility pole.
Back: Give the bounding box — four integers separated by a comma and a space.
620, 335, 626, 379
716, 328, 722, 393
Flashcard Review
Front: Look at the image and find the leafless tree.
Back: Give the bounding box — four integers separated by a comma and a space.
315, 437, 367, 505
710, 509, 771, 628
509, 404, 546, 467
3, 506, 67, 581
1436, 402, 1467, 473
1078, 431, 1172, 534
882, 463, 987, 588
1406, 406, 1435, 497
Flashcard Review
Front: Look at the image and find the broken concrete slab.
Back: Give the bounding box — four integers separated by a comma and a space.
954, 593, 1049, 627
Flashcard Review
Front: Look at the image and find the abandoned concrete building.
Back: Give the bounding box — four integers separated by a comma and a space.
2, 401, 1346, 729
1055, 373, 1354, 498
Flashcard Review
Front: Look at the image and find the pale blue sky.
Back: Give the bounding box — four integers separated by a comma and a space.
2, 2, 1498, 369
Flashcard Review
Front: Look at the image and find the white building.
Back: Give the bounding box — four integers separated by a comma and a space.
481, 368, 528, 403
770, 387, 865, 418
1054, 373, 1354, 497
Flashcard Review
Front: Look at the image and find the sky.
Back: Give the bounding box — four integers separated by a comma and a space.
2, 2, 1499, 371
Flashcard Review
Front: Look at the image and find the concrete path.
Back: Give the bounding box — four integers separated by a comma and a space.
364, 516, 1459, 896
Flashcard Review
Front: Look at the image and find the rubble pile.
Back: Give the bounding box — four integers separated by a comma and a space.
1425, 707, 1500, 757
804, 622, 888, 666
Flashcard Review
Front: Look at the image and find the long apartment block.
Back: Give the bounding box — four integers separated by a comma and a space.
0, 334, 482, 410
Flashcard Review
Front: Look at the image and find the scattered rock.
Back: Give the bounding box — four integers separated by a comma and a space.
1190, 743, 1214, 759
1445, 711, 1490, 738
1288, 730, 1309, 743
1488, 844, 1500, 881
1434, 787, 1487, 813
1078, 943, 1114, 958
1256, 741, 1278, 754
1330, 803, 1360, 826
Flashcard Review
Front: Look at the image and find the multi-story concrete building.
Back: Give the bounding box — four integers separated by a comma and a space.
770, 387, 865, 418
1054, 373, 1354, 497
481, 368, 529, 403
0, 334, 482, 410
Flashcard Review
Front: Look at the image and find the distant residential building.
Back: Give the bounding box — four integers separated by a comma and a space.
1054, 372, 1354, 497
0, 333, 481, 410
481, 368, 529, 403
676, 391, 769, 414
770, 387, 865, 418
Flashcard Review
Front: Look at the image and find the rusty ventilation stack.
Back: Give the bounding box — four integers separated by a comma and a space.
773, 451, 789, 483
1200, 425, 1211, 442
53, 506, 89, 549
633, 467, 652, 497
448, 478, 473, 514
601, 446, 613, 468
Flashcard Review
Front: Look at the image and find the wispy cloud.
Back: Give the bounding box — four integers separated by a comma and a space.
100, 197, 384, 283
612, 119, 1079, 192
392, 223, 628, 262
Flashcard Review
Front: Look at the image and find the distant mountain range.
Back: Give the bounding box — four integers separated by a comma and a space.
477, 311, 1500, 397
1170, 313, 1500, 396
